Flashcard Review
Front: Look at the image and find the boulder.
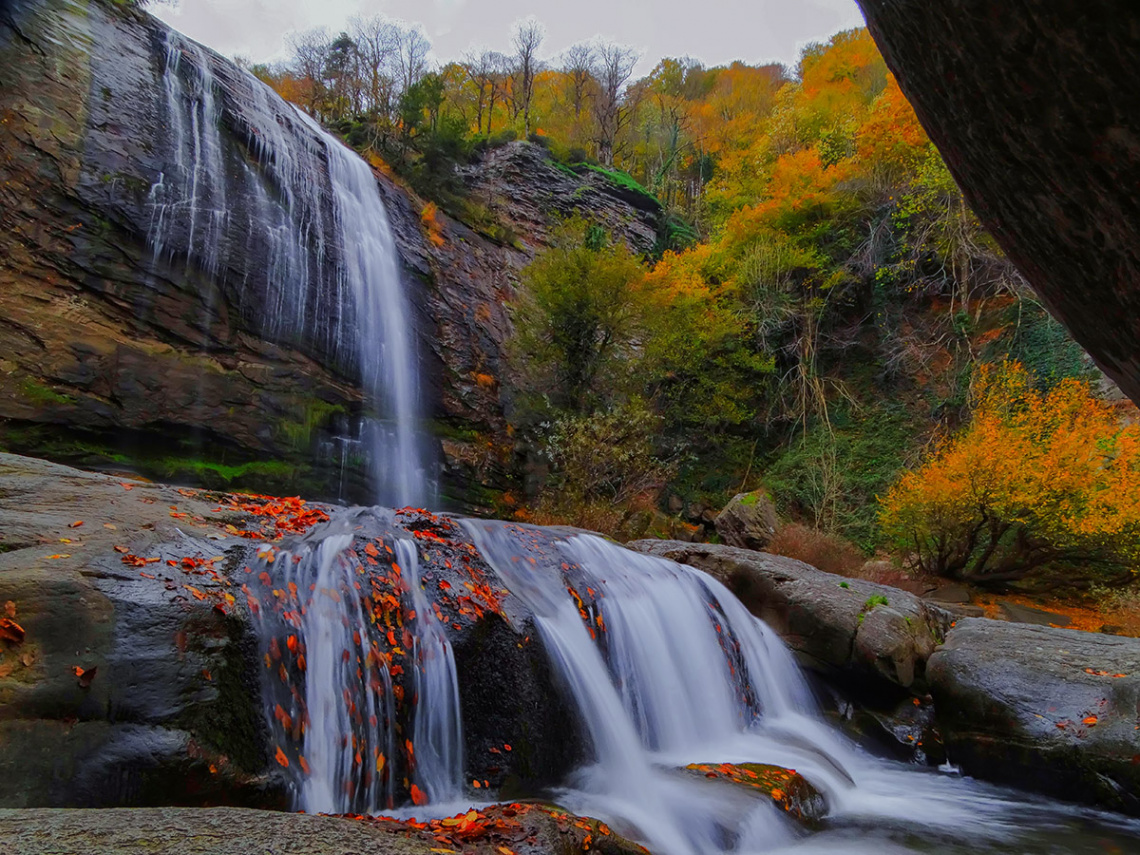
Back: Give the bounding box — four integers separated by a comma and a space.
857, 0, 1140, 406
628, 541, 949, 698
0, 804, 650, 855
927, 618, 1140, 814
0, 452, 585, 809
714, 491, 780, 551
683, 763, 826, 824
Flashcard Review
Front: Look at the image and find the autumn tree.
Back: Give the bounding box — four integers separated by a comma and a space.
880, 361, 1140, 588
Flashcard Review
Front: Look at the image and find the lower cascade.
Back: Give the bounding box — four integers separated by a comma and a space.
250, 514, 1140, 854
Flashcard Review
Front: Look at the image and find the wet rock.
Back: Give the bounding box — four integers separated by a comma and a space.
0, 803, 650, 855
927, 618, 1140, 814
628, 541, 950, 698
0, 453, 281, 808
714, 491, 780, 551
857, 0, 1140, 405
684, 763, 826, 824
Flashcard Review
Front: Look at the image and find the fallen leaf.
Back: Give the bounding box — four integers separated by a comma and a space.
47, 554, 71, 560
410, 783, 427, 806
0, 618, 26, 645
103, 524, 117, 531
69, 521, 83, 528
72, 665, 97, 688
275, 746, 289, 768
1083, 715, 1099, 726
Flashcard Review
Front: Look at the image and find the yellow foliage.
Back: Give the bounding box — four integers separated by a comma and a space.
880, 361, 1140, 585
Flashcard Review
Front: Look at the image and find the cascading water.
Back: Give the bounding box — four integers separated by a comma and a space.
147, 32, 429, 507
145, 26, 1140, 855
251, 511, 466, 814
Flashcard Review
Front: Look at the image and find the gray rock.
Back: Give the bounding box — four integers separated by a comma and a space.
0, 804, 651, 855
713, 492, 780, 551
927, 618, 1140, 814
628, 540, 949, 695
1000, 601, 1071, 627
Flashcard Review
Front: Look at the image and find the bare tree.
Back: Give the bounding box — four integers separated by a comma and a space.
462, 49, 506, 136
511, 17, 545, 137
287, 27, 332, 118
591, 41, 640, 166
561, 42, 595, 120
350, 15, 399, 118
395, 25, 431, 96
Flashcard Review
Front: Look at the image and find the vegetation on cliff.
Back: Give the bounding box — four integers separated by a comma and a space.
250, 17, 1130, 588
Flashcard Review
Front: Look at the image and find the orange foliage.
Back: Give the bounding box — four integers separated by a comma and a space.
881, 361, 1140, 585
420, 202, 446, 248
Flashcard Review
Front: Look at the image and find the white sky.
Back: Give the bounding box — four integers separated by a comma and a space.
153, 0, 867, 77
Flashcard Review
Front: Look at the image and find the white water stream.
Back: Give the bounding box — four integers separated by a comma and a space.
147, 32, 429, 506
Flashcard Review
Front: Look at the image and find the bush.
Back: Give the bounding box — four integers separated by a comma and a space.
766, 523, 864, 575
880, 360, 1140, 589
535, 399, 675, 532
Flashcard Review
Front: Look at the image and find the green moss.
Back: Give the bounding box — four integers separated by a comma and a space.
276, 399, 346, 452
580, 164, 658, 206
740, 493, 759, 506
19, 378, 75, 406
153, 457, 297, 485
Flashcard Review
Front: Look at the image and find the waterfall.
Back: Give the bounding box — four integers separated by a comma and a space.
251, 513, 465, 814
146, 32, 429, 507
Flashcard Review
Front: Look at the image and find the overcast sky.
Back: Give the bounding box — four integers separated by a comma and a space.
153, 0, 867, 77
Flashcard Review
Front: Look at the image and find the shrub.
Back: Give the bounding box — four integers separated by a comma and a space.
766, 523, 864, 575
880, 360, 1140, 588
535, 399, 675, 532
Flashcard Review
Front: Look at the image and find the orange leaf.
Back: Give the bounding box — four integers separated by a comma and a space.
69, 521, 83, 528
4, 601, 16, 618
410, 783, 427, 806
72, 665, 97, 688
1083, 715, 1099, 726
0, 618, 26, 645
275, 746, 290, 768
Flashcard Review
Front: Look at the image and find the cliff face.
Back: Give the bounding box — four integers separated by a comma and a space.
0, 0, 661, 511
856, 0, 1140, 405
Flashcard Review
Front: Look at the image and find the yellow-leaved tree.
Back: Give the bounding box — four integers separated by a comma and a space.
880, 361, 1140, 587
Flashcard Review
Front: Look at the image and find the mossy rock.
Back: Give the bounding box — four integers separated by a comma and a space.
685, 762, 826, 824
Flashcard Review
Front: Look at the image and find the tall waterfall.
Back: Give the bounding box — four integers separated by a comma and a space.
147, 31, 429, 506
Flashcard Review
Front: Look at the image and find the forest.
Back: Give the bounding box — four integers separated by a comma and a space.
237, 17, 1140, 596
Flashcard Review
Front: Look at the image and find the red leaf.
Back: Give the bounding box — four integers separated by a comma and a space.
275, 746, 290, 768
410, 783, 427, 805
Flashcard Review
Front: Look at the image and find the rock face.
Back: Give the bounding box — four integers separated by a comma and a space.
0, 804, 651, 855
714, 491, 780, 551
0, 453, 280, 808
0, 452, 585, 809
628, 541, 948, 697
928, 618, 1140, 814
0, 0, 662, 511
857, 0, 1140, 405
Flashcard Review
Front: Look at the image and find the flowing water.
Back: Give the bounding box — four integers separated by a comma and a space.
251, 514, 1140, 853
147, 32, 429, 506
144, 27, 1140, 855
